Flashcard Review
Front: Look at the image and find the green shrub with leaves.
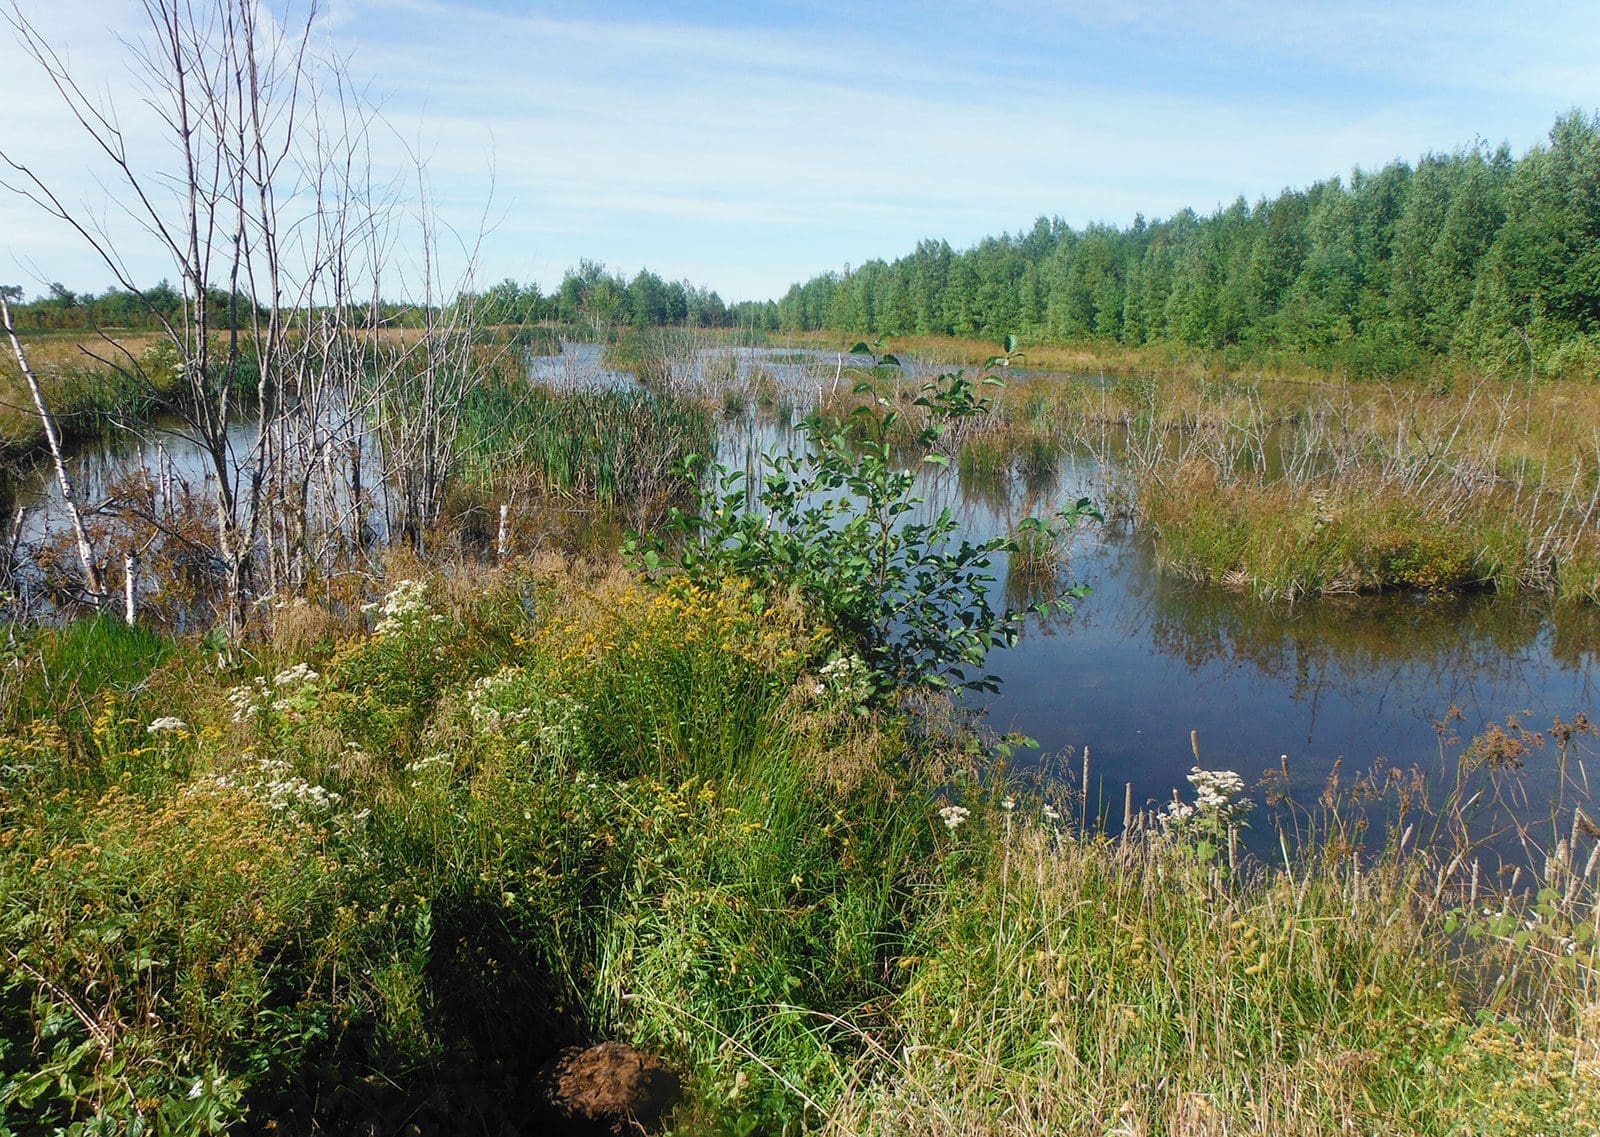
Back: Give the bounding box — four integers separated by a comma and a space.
628, 343, 1094, 696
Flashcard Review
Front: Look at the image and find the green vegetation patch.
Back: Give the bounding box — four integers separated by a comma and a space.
455, 380, 713, 512
0, 363, 1594, 1135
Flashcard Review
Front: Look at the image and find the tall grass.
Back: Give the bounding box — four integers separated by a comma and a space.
601, 327, 705, 390
0, 616, 174, 791
0, 333, 174, 462
790, 331, 1600, 601
485, 324, 563, 355
1, 565, 1595, 1134
0, 566, 942, 1132
831, 812, 1600, 1136
867, 366, 1600, 603
780, 329, 1337, 385
455, 380, 713, 517
1082, 374, 1600, 600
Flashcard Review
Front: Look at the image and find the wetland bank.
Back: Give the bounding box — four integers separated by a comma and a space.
3, 0, 1600, 1131
4, 330, 1598, 1135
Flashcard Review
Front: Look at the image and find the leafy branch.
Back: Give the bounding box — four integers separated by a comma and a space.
627, 341, 1099, 696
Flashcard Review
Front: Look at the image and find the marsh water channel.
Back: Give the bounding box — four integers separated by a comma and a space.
17, 341, 1600, 848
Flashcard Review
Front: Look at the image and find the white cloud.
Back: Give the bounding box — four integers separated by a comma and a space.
3, 0, 1595, 302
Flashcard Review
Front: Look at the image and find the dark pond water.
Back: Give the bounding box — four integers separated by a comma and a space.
707, 349, 1600, 840
987, 525, 1600, 823
18, 342, 1600, 837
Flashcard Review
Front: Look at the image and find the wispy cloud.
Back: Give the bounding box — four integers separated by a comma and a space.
4, 1, 1595, 301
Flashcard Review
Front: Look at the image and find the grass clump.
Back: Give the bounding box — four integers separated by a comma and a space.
493, 324, 563, 355
1138, 465, 1534, 600
834, 811, 1600, 1136
601, 327, 703, 389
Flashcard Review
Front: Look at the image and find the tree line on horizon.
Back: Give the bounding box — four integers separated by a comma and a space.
773, 111, 1600, 379
2, 261, 771, 337
10, 111, 1597, 378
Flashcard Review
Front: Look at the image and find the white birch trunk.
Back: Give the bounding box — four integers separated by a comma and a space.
0, 293, 105, 605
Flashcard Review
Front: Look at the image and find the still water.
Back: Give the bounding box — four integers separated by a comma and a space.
710, 345, 1600, 832
17, 342, 1600, 828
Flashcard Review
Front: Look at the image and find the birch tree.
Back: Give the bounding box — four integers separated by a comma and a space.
2, 0, 485, 627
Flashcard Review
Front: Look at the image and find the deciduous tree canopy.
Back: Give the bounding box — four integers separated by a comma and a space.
774, 112, 1600, 378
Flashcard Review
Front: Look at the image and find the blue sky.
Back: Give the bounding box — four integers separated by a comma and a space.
3, 1, 1597, 303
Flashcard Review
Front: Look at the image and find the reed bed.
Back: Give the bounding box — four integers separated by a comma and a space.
455, 379, 713, 516
824, 365, 1600, 603
600, 327, 711, 391
788, 329, 1600, 600
0, 332, 170, 461
1059, 374, 1600, 600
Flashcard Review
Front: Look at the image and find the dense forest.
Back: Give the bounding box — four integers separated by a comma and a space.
774, 111, 1600, 378
11, 112, 1598, 379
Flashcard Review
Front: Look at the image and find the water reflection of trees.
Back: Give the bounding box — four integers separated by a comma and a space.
1138, 573, 1600, 706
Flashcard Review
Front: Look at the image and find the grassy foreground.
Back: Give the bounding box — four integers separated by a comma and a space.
1, 560, 1596, 1135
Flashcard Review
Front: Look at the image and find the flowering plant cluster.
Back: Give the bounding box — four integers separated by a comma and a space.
194, 754, 345, 817
817, 653, 875, 708
1158, 766, 1251, 839
224, 663, 322, 725
362, 578, 446, 638
466, 666, 590, 762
